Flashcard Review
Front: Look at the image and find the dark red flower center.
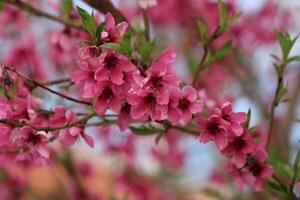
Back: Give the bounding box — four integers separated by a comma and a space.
102, 87, 113, 99
178, 98, 190, 111
151, 76, 163, 88
232, 138, 246, 150
144, 93, 156, 107
89, 47, 101, 57
104, 55, 118, 68
207, 122, 220, 134
248, 160, 263, 176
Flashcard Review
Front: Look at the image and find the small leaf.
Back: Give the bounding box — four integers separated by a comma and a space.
130, 125, 163, 136
293, 149, 300, 181
196, 19, 208, 43
77, 6, 96, 41
227, 12, 242, 28
244, 109, 251, 129
139, 40, 156, 62
218, 0, 228, 29
101, 43, 130, 57
0, 169, 6, 181
267, 181, 286, 192
61, 0, 73, 20
287, 55, 300, 63
213, 40, 232, 61
249, 125, 258, 133
277, 162, 293, 180
120, 29, 132, 56
276, 81, 287, 103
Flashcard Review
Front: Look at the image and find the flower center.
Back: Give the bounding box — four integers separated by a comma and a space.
104, 56, 118, 68
178, 98, 190, 111
207, 122, 219, 134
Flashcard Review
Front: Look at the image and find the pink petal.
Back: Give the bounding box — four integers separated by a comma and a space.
221, 102, 232, 114
230, 122, 243, 136
110, 68, 124, 85
131, 102, 148, 119
104, 13, 115, 31
116, 22, 128, 36
182, 86, 197, 101
83, 133, 94, 148
168, 108, 181, 125
36, 143, 50, 158
93, 96, 108, 115
156, 87, 169, 105
231, 112, 247, 123
214, 134, 228, 150
190, 100, 203, 113
233, 152, 246, 168
118, 109, 131, 131
94, 68, 107, 82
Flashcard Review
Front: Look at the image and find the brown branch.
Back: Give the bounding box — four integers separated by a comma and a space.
2, 0, 83, 30
43, 78, 72, 86
192, 47, 208, 86
142, 9, 150, 42
0, 113, 96, 132
3, 65, 92, 106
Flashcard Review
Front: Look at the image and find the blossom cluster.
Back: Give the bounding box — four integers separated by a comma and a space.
72, 13, 203, 131
0, 69, 93, 164
197, 102, 272, 191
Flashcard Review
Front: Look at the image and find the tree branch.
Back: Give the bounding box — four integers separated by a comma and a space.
2, 0, 83, 30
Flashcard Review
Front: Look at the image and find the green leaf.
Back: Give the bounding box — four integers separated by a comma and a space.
139, 40, 156, 62
287, 55, 300, 63
120, 29, 132, 56
212, 40, 232, 61
293, 149, 300, 181
249, 125, 258, 133
227, 12, 242, 28
100, 43, 130, 57
276, 81, 287, 103
267, 181, 286, 192
277, 162, 293, 180
77, 6, 96, 41
130, 125, 163, 136
0, 2, 4, 11
196, 19, 208, 43
244, 109, 251, 129
61, 0, 73, 20
0, 169, 6, 181
218, 0, 228, 29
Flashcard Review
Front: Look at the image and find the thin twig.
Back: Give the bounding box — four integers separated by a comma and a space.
0, 113, 96, 132
142, 9, 150, 42
43, 78, 72, 86
2, 0, 83, 30
3, 65, 92, 106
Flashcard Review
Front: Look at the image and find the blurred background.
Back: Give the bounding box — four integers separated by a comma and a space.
1, 0, 300, 199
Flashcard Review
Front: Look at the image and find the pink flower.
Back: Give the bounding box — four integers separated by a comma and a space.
167, 88, 181, 125
177, 86, 203, 122
101, 13, 128, 43
211, 102, 247, 136
197, 114, 229, 150
127, 90, 168, 121
95, 49, 136, 85
118, 103, 132, 131
225, 161, 255, 191
93, 80, 124, 115
221, 129, 255, 168
49, 106, 94, 147
72, 46, 100, 98
11, 127, 50, 158
139, 49, 180, 105
246, 147, 273, 191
